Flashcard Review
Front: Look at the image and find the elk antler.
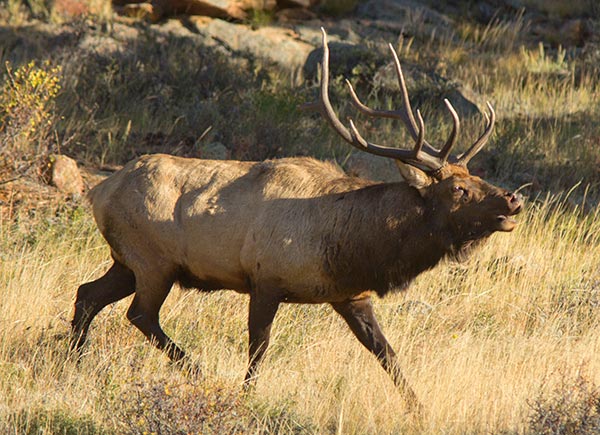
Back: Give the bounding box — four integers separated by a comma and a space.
456, 102, 495, 166
303, 28, 495, 171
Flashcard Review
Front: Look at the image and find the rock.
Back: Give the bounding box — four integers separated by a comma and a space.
198, 141, 229, 160
116, 0, 306, 20
79, 32, 127, 55
277, 0, 316, 8
293, 24, 361, 47
121, 2, 161, 21
150, 0, 280, 20
444, 87, 481, 118
357, 0, 453, 32
373, 60, 431, 94
559, 19, 590, 47
275, 7, 317, 22
53, 0, 91, 17
319, 0, 361, 15
345, 153, 402, 183
117, 0, 251, 20
531, 18, 591, 47
179, 0, 245, 19
373, 61, 481, 117
193, 19, 313, 71
243, 0, 276, 9
46, 155, 85, 196
303, 41, 381, 81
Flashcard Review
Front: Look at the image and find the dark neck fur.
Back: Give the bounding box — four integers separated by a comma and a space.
326, 183, 488, 297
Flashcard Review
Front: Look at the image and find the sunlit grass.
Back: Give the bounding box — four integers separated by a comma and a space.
1, 191, 599, 434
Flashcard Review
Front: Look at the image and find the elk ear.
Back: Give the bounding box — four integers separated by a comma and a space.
394, 160, 433, 193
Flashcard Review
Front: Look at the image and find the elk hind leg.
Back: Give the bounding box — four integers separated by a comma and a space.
126, 275, 188, 365
244, 290, 280, 387
331, 298, 423, 414
71, 260, 136, 353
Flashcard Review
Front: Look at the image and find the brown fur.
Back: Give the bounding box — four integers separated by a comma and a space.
71, 153, 522, 412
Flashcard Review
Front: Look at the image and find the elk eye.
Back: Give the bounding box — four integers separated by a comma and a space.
453, 185, 469, 200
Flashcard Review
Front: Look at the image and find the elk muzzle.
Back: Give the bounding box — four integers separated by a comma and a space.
496, 192, 523, 232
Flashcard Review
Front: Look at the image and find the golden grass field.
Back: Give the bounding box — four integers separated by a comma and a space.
1, 0, 600, 433
1, 186, 599, 434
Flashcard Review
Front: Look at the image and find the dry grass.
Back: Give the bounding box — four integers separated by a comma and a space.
0, 189, 599, 434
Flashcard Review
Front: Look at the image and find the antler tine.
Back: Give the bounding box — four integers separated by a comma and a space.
309, 28, 354, 144
346, 108, 442, 169
457, 101, 495, 166
346, 78, 404, 120
388, 43, 421, 141
439, 99, 460, 162
305, 30, 496, 170
347, 112, 425, 159
413, 109, 425, 158
346, 45, 457, 159
303, 28, 445, 170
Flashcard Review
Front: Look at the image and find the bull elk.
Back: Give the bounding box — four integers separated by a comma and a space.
71, 29, 522, 411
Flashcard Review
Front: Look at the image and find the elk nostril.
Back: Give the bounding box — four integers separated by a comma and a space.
509, 193, 522, 204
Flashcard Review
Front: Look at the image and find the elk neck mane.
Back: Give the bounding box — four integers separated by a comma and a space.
322, 180, 489, 297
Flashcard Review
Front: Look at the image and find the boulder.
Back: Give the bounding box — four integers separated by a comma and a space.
116, 0, 285, 20
198, 141, 229, 160
277, 0, 317, 8
193, 19, 314, 71
274, 7, 317, 22
531, 18, 591, 48
116, 0, 248, 20
373, 61, 481, 117
356, 0, 454, 34
558, 19, 591, 47
303, 40, 381, 81
121, 3, 161, 20
46, 155, 85, 196
152, 0, 249, 20
53, 0, 92, 17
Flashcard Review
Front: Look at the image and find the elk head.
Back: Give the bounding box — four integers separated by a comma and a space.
304, 28, 522, 242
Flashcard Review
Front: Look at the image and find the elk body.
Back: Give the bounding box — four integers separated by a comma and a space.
71, 29, 522, 411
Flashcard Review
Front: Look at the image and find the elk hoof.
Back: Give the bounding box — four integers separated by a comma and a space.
242, 375, 259, 394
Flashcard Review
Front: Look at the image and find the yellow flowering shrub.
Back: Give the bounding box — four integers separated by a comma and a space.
0, 60, 61, 178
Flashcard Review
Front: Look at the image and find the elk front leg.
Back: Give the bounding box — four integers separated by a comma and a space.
331, 297, 422, 414
71, 260, 136, 353
244, 291, 280, 386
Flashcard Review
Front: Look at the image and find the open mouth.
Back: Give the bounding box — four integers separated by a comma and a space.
495, 207, 521, 232
496, 214, 517, 223
495, 215, 518, 231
